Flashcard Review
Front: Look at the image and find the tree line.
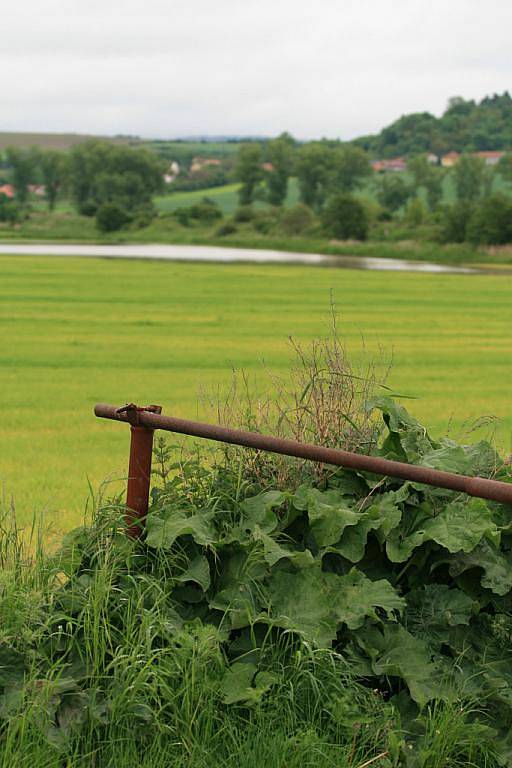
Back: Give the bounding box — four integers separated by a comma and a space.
354, 92, 512, 157
2, 131, 512, 244
233, 135, 512, 244
0, 141, 164, 231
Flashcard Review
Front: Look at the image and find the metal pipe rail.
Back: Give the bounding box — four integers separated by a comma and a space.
94, 402, 512, 537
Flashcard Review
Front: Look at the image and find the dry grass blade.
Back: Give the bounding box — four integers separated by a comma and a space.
355, 751, 389, 768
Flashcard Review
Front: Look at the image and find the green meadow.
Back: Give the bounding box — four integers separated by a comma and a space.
1, 254, 512, 535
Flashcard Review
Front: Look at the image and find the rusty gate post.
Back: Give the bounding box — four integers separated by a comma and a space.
119, 404, 162, 539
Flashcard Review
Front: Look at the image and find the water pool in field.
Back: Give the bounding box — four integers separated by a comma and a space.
0, 242, 478, 273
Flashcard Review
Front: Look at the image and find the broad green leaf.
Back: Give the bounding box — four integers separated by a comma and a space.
407, 585, 476, 632
361, 624, 443, 707
209, 549, 266, 629
386, 503, 432, 563
422, 498, 498, 553
268, 565, 404, 646
175, 555, 211, 591
252, 527, 314, 568
463, 440, 502, 477
294, 487, 362, 547
369, 396, 435, 462
420, 442, 472, 474
220, 662, 278, 705
386, 498, 498, 562
146, 510, 215, 549
368, 396, 422, 433
448, 540, 512, 596
239, 491, 288, 535
336, 490, 403, 562
221, 662, 257, 704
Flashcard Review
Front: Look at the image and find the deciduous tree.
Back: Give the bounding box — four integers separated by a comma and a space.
234, 144, 263, 205
265, 134, 295, 206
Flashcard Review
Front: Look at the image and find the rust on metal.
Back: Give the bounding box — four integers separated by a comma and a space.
94, 402, 512, 509
119, 403, 162, 538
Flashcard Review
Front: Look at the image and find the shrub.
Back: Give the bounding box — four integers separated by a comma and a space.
467, 194, 512, 245
234, 205, 254, 223
0, 194, 20, 225
216, 221, 237, 237
129, 204, 157, 230
279, 203, 315, 235
188, 197, 223, 223
404, 197, 427, 226
79, 199, 98, 217
175, 207, 190, 226
251, 210, 278, 234
321, 193, 368, 240
174, 198, 223, 226
95, 202, 132, 232
439, 201, 474, 243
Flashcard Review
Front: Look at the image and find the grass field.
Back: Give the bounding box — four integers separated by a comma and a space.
154, 173, 512, 214
1, 254, 512, 534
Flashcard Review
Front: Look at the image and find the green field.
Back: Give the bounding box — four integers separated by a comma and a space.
155, 180, 301, 214
154, 174, 512, 215
1, 254, 512, 534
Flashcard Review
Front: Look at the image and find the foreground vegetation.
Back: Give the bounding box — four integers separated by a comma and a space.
2, 255, 512, 530
2, 368, 512, 765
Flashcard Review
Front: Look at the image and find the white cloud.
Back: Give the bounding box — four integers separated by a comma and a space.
2, 0, 511, 139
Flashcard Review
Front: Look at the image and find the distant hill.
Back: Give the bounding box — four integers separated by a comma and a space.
0, 132, 140, 151
354, 92, 512, 158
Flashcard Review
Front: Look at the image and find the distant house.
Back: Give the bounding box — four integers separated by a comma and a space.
474, 151, 505, 166
371, 157, 407, 172
427, 154, 438, 165
261, 162, 274, 172
441, 151, 460, 167
190, 157, 222, 173
0, 184, 14, 198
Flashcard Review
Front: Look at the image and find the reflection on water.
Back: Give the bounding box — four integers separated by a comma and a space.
0, 243, 482, 274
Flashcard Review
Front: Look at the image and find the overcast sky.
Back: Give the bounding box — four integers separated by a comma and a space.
2, 1, 511, 140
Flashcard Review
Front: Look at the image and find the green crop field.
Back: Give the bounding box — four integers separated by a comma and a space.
1, 254, 512, 536
155, 180, 301, 214
154, 174, 512, 215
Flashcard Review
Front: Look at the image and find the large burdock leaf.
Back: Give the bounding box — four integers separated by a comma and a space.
146, 509, 216, 549
268, 564, 404, 646
361, 624, 443, 707
175, 555, 211, 591
251, 527, 314, 568
406, 585, 477, 648
422, 498, 499, 553
294, 487, 362, 547
335, 489, 404, 563
238, 491, 289, 535
419, 442, 472, 474
220, 662, 279, 706
209, 548, 267, 629
386, 498, 498, 563
447, 539, 512, 596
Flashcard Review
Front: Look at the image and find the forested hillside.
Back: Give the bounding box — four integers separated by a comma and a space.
354, 92, 512, 157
